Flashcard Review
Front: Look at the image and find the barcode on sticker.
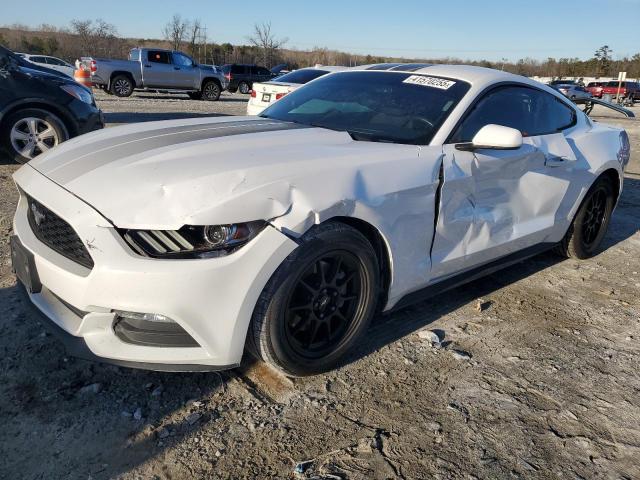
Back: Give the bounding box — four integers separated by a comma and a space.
403, 75, 456, 90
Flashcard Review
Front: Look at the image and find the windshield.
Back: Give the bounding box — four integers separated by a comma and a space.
260, 71, 470, 145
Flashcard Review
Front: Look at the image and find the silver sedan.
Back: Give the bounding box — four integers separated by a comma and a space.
553, 84, 592, 100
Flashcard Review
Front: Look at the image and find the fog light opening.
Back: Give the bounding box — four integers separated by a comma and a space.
113, 310, 176, 324
112, 310, 199, 348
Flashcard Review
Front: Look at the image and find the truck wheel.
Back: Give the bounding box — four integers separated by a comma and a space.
110, 75, 134, 97
201, 81, 221, 101
0, 108, 68, 164
238, 81, 251, 94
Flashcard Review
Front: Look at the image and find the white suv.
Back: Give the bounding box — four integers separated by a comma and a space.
16, 54, 75, 78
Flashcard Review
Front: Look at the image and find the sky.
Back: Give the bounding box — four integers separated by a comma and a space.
1, 0, 639, 61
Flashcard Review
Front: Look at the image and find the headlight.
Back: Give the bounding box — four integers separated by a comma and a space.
60, 84, 94, 104
120, 221, 266, 259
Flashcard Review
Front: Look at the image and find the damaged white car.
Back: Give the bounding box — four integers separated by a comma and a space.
11, 64, 630, 376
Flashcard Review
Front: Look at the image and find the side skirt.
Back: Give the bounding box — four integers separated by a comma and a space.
391, 242, 556, 311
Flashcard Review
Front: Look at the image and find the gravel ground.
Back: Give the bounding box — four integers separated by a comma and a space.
0, 92, 639, 479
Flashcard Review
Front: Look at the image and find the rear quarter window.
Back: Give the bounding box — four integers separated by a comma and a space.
147, 51, 171, 64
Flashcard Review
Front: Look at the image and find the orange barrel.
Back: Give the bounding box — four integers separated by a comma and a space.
74, 68, 93, 87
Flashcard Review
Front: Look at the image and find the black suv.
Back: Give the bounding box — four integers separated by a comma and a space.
221, 64, 276, 94
0, 45, 103, 163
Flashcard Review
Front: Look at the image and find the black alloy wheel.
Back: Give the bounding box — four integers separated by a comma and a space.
555, 176, 615, 259
284, 251, 364, 360
581, 185, 608, 248
247, 222, 379, 376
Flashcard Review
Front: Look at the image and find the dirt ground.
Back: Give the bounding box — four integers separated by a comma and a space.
0, 92, 639, 480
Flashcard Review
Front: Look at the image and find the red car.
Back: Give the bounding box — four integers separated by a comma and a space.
585, 81, 605, 98
601, 81, 640, 100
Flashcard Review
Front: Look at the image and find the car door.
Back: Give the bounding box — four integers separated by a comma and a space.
172, 52, 198, 89
430, 84, 578, 279
142, 50, 175, 88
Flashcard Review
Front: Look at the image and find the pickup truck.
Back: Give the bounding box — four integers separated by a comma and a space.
88, 48, 229, 100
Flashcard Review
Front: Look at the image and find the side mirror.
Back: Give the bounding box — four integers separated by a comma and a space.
455, 124, 523, 151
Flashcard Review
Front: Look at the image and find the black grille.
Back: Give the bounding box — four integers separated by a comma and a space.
27, 196, 94, 269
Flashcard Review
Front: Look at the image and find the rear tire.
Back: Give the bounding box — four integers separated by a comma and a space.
110, 74, 134, 97
248, 222, 379, 377
238, 81, 251, 94
555, 177, 615, 259
0, 108, 68, 164
201, 80, 221, 101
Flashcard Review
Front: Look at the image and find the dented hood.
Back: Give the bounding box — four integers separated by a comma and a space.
27, 116, 405, 229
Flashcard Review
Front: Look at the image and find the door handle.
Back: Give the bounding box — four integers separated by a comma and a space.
174, 67, 180, 70
545, 155, 568, 167
144, 64, 151, 68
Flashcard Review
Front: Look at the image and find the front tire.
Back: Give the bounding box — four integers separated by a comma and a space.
248, 222, 379, 376
0, 108, 68, 164
555, 177, 615, 259
110, 75, 134, 97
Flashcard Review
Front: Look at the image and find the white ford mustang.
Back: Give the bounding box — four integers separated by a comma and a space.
11, 64, 630, 376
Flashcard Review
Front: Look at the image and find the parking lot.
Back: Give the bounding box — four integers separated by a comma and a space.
0, 91, 639, 479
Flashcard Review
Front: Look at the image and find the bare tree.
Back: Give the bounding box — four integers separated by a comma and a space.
187, 19, 201, 59
248, 22, 287, 67
70, 19, 93, 46
162, 14, 188, 51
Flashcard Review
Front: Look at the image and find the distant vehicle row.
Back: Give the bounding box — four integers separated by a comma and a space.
585, 81, 640, 100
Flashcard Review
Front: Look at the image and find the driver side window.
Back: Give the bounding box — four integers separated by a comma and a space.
450, 85, 576, 143
173, 53, 194, 67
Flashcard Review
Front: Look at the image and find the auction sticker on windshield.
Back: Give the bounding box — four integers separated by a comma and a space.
403, 75, 456, 90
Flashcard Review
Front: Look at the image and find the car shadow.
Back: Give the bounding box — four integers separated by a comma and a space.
0, 153, 16, 165
128, 94, 249, 103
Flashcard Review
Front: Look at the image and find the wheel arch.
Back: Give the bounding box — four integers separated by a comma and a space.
0, 100, 75, 137
324, 216, 393, 310
201, 77, 222, 90
109, 71, 137, 88
599, 167, 621, 200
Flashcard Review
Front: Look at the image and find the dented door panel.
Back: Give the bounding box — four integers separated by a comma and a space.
431, 135, 575, 280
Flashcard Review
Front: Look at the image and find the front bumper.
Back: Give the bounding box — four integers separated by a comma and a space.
12, 165, 298, 370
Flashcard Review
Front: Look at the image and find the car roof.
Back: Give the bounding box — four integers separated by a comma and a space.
301, 65, 350, 72
351, 63, 539, 87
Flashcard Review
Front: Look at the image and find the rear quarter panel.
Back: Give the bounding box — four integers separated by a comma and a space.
564, 120, 626, 221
